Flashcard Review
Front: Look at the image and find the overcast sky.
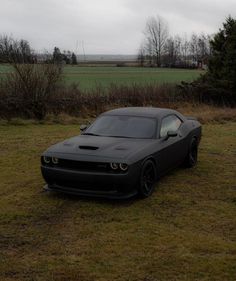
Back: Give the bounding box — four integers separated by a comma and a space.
0, 0, 235, 54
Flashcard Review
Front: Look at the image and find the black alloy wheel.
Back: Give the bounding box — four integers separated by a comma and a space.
139, 160, 156, 198
185, 137, 198, 168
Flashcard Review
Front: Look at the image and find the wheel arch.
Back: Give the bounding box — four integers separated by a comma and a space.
141, 156, 157, 167
141, 156, 158, 177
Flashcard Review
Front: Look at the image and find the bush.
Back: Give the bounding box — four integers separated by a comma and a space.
0, 64, 62, 119
44, 83, 186, 117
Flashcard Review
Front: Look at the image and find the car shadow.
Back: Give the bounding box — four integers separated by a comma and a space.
43, 189, 138, 207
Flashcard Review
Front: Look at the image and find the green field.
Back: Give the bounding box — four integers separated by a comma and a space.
0, 64, 203, 90
63, 66, 203, 90
0, 122, 236, 280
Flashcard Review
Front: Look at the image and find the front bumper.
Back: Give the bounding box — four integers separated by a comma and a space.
41, 164, 140, 199
44, 184, 137, 199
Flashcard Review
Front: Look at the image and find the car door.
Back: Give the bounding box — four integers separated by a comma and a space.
157, 114, 185, 174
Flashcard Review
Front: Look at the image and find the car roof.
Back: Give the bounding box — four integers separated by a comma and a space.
103, 107, 182, 119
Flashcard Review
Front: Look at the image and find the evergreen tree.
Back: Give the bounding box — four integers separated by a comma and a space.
62, 50, 71, 64
207, 16, 236, 96
53, 47, 63, 64
71, 52, 77, 65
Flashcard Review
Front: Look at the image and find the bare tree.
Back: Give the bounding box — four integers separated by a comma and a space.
144, 15, 169, 67
189, 33, 211, 67
137, 43, 146, 67
145, 38, 154, 66
164, 35, 182, 67
0, 35, 62, 119
0, 35, 35, 64
198, 34, 211, 59
163, 37, 175, 66
190, 33, 202, 64
181, 35, 189, 67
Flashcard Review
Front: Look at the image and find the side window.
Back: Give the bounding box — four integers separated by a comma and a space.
160, 115, 182, 138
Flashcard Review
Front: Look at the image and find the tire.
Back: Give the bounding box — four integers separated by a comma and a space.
184, 137, 198, 168
138, 160, 157, 198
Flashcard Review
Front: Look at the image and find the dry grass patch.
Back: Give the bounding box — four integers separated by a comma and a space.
1, 104, 236, 126
175, 104, 236, 123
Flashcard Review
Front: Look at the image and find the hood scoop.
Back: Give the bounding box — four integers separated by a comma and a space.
79, 145, 99, 150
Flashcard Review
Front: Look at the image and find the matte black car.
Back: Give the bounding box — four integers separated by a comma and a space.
41, 107, 201, 199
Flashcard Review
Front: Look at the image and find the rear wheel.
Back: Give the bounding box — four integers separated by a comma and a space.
138, 160, 157, 198
184, 137, 198, 168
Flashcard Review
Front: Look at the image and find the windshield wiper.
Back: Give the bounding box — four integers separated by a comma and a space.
83, 133, 135, 138
82, 133, 100, 136
108, 135, 134, 139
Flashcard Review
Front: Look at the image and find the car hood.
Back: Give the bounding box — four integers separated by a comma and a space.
44, 135, 156, 162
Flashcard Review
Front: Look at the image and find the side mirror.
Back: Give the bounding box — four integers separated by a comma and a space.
80, 124, 87, 132
165, 130, 178, 140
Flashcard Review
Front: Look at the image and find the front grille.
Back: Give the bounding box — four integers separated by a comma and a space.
57, 159, 109, 172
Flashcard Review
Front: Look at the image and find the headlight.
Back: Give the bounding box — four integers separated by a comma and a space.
43, 156, 51, 164
110, 163, 119, 170
52, 157, 59, 164
110, 162, 128, 171
119, 163, 128, 171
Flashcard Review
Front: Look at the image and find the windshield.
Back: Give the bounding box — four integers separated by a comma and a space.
84, 115, 157, 139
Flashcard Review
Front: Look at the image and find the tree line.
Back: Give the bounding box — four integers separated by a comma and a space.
138, 15, 211, 68
0, 35, 77, 65
50, 47, 77, 65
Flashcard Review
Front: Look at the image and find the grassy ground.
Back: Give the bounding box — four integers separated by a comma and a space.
0, 122, 236, 281
0, 64, 203, 90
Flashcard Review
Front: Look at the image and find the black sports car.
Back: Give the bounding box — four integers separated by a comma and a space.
41, 107, 201, 199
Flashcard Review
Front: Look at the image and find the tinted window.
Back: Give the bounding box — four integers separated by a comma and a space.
85, 115, 156, 139
160, 115, 182, 138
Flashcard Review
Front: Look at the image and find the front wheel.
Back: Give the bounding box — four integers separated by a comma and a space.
138, 160, 157, 198
184, 137, 198, 168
